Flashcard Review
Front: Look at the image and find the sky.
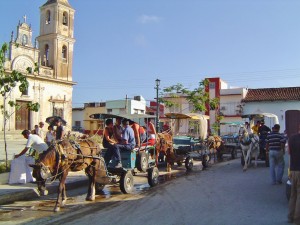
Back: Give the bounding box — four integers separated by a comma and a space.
0, 0, 300, 107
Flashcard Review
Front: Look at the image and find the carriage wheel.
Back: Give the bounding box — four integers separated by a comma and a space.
137, 152, 148, 172
202, 154, 209, 169
95, 183, 105, 194
265, 152, 270, 167
185, 157, 193, 171
120, 171, 134, 194
241, 155, 245, 166
231, 148, 237, 159
147, 167, 159, 187
177, 161, 183, 166
217, 151, 223, 161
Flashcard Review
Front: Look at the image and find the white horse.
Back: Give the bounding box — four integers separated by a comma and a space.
240, 129, 260, 171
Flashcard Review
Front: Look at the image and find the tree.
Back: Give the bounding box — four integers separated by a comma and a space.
160, 79, 221, 135
0, 43, 40, 170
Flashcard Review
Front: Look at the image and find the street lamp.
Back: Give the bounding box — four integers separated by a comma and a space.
155, 79, 160, 132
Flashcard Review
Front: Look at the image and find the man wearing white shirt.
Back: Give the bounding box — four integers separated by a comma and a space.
15, 130, 48, 158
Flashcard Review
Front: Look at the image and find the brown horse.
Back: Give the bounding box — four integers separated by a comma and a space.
156, 132, 175, 172
30, 138, 101, 212
207, 135, 224, 162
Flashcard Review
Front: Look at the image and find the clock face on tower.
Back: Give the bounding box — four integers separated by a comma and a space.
22, 34, 28, 45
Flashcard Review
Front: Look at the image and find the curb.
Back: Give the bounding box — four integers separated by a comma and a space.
0, 178, 88, 205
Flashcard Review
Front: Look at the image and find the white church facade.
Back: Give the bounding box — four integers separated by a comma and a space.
1, 0, 76, 131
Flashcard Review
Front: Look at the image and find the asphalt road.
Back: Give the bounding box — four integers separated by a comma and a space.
0, 155, 290, 225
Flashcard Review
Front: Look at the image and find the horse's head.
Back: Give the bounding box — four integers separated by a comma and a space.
29, 147, 58, 185
29, 162, 52, 181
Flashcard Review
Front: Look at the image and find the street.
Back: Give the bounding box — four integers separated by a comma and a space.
0, 154, 290, 225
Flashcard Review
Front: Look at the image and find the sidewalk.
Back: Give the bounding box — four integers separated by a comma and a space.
0, 171, 88, 205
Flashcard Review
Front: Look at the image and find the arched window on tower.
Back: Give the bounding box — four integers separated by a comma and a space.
44, 44, 49, 66
46, 10, 51, 24
62, 45, 67, 60
62, 12, 68, 26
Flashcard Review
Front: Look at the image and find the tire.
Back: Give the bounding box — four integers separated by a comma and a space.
241, 155, 245, 166
137, 152, 148, 172
95, 183, 105, 194
265, 152, 270, 167
120, 171, 134, 194
148, 167, 159, 187
286, 180, 291, 201
202, 154, 209, 168
185, 157, 193, 171
231, 148, 237, 159
266, 157, 270, 167
217, 151, 223, 161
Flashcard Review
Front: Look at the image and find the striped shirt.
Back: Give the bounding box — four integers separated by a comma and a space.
266, 131, 286, 151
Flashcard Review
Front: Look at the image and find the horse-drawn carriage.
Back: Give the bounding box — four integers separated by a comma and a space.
89, 113, 160, 193
30, 114, 160, 212
240, 112, 279, 170
164, 113, 211, 171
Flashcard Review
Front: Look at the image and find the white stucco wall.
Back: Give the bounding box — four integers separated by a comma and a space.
243, 101, 300, 132
72, 109, 84, 128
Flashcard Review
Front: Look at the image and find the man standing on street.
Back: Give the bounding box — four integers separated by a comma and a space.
266, 124, 286, 185
288, 124, 300, 224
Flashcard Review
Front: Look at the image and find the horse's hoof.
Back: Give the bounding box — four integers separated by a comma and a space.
54, 206, 60, 212
61, 200, 67, 207
86, 196, 95, 201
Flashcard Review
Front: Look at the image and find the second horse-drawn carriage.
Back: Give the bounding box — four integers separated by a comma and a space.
163, 112, 211, 171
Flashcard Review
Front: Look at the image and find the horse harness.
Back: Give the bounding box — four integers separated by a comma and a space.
38, 139, 98, 181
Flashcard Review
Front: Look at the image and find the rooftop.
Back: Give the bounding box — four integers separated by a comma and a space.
242, 87, 300, 102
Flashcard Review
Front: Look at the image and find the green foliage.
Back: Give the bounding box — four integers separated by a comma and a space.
160, 78, 219, 114
0, 42, 40, 170
0, 161, 10, 173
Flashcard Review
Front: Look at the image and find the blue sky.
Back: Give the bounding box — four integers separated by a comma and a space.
1, 0, 299, 107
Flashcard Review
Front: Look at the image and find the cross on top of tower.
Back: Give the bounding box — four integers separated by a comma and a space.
23, 15, 27, 23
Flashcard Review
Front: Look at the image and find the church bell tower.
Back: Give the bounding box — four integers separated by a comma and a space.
37, 0, 75, 81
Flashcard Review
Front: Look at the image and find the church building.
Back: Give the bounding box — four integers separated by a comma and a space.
1, 0, 76, 131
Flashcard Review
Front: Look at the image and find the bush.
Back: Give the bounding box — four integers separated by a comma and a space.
0, 161, 11, 173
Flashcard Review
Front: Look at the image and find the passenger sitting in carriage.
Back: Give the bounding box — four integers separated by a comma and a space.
258, 120, 271, 159
251, 121, 261, 135
142, 118, 156, 146
105, 119, 136, 168
113, 117, 123, 143
129, 120, 146, 147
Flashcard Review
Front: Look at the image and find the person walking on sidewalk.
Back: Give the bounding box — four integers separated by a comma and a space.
288, 124, 300, 224
266, 124, 286, 185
